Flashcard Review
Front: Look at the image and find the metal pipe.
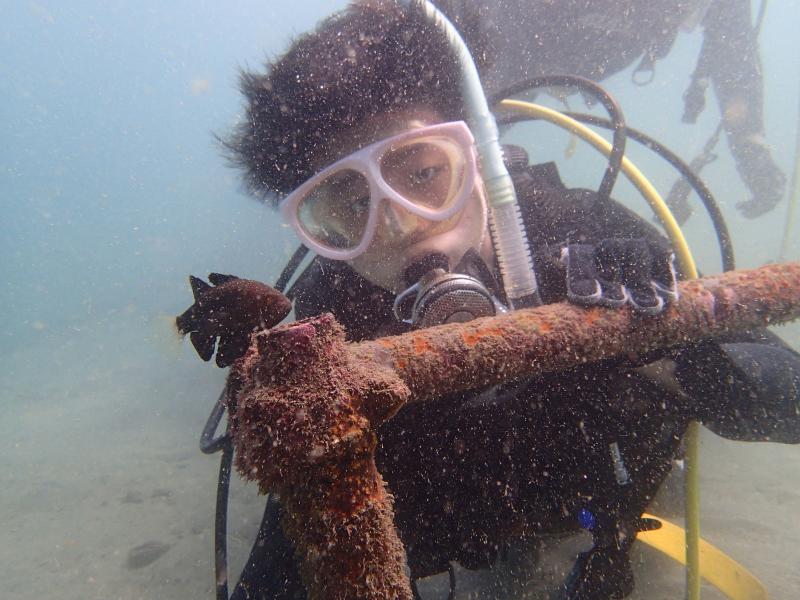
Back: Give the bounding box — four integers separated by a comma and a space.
227, 261, 800, 600
353, 261, 800, 402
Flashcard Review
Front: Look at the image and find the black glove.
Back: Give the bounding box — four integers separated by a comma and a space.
175, 273, 292, 367
562, 239, 678, 315
733, 139, 786, 219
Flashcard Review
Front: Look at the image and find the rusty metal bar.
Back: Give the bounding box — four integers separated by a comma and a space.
227, 261, 800, 600
353, 261, 800, 403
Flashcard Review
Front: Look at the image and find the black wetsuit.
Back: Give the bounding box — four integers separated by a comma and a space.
231, 161, 800, 599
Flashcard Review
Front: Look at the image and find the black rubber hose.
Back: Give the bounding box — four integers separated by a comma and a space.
274, 244, 309, 293
495, 111, 735, 273
200, 390, 230, 454
490, 74, 627, 204
564, 111, 735, 272
214, 436, 233, 600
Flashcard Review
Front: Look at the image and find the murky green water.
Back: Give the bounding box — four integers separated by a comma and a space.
2, 2, 798, 598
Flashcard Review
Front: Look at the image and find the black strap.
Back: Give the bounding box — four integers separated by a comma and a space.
274, 245, 309, 293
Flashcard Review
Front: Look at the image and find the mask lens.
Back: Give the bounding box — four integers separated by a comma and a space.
379, 138, 466, 210
296, 169, 371, 250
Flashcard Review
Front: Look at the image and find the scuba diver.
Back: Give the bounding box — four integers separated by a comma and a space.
176, 1, 800, 598
435, 0, 787, 221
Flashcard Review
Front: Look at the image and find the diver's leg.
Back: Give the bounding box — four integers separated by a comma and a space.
231, 495, 306, 600
561, 403, 686, 600
561, 516, 636, 600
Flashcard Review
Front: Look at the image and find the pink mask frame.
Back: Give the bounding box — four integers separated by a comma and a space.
279, 120, 478, 261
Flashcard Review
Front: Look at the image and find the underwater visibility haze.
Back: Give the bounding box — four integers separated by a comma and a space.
2, 1, 800, 598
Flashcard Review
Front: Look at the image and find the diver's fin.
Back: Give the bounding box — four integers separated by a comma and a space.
208, 272, 239, 286
190, 331, 215, 362
189, 275, 211, 300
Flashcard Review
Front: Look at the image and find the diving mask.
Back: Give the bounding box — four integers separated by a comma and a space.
280, 121, 478, 260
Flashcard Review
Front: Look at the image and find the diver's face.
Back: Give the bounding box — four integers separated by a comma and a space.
305, 108, 489, 292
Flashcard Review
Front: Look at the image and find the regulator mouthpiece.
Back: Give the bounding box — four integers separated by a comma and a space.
393, 268, 498, 328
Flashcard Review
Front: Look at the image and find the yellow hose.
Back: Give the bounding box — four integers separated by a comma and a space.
497, 100, 697, 277
497, 99, 705, 598
639, 513, 767, 600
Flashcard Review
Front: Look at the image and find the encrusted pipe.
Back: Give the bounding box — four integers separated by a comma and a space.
228, 317, 412, 600
353, 262, 800, 402
227, 261, 800, 600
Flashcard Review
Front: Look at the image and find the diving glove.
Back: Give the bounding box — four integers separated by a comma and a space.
562, 239, 678, 315
176, 273, 292, 367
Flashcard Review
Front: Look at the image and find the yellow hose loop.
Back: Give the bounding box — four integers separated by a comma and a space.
639, 513, 768, 600
496, 99, 705, 598
496, 99, 698, 278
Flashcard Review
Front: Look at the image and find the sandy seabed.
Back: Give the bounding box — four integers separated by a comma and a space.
2, 316, 798, 600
